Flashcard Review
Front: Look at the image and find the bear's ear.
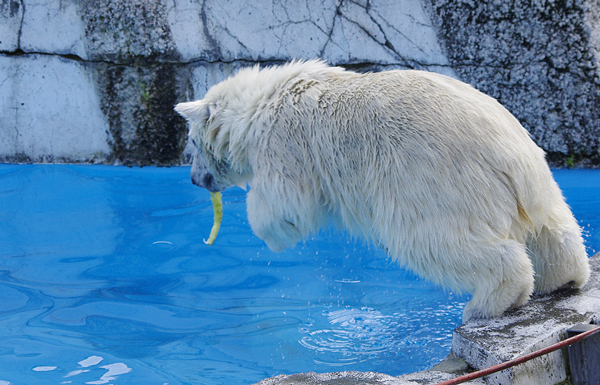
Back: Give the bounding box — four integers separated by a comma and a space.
174, 101, 210, 123
175, 101, 214, 151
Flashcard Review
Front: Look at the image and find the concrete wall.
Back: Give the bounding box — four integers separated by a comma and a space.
1, 0, 599, 166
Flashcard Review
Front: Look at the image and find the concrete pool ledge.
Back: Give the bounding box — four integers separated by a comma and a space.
452, 251, 600, 385
254, 252, 600, 385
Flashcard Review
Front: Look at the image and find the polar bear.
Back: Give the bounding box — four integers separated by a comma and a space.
175, 60, 590, 321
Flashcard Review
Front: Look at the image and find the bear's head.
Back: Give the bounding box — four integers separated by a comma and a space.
175, 77, 256, 192
176, 60, 338, 193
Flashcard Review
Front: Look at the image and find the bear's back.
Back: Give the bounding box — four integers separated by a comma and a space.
257, 68, 554, 249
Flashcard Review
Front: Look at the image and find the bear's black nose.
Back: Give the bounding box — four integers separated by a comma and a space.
202, 173, 214, 187
191, 172, 213, 188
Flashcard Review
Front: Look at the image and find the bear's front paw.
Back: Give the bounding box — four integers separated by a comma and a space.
265, 240, 287, 253
247, 189, 304, 253
462, 302, 489, 323
261, 220, 300, 252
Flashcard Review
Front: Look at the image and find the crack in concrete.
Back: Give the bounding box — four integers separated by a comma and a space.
0, 48, 456, 73
16, 0, 24, 49
373, 12, 428, 57
214, 21, 251, 55
5, 99, 22, 154
200, 0, 222, 60
270, 1, 331, 55
319, 0, 345, 58
346, 0, 429, 68
0, 49, 119, 65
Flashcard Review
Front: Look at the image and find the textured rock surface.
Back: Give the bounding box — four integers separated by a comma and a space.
427, 0, 600, 167
93, 63, 191, 165
81, 0, 179, 64
0, 0, 599, 165
0, 0, 22, 52
252, 369, 486, 385
254, 371, 407, 385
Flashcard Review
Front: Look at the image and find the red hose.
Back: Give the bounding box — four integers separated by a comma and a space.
434, 323, 600, 385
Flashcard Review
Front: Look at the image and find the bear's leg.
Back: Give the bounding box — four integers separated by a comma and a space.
528, 221, 590, 294
246, 189, 304, 252
462, 240, 534, 322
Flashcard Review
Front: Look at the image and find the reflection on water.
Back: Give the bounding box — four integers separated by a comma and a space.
29, 356, 131, 384
0, 165, 598, 385
32, 366, 57, 372
87, 363, 132, 385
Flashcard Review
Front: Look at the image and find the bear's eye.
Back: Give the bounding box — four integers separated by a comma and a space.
191, 138, 199, 148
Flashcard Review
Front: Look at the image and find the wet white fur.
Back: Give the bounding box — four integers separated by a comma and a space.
175, 60, 590, 321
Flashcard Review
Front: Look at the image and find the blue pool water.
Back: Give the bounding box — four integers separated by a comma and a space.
0, 165, 598, 385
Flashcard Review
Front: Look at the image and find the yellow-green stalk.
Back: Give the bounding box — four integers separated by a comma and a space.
204, 192, 222, 245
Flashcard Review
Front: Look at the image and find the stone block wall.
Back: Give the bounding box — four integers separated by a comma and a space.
1, 0, 598, 166
428, 0, 600, 166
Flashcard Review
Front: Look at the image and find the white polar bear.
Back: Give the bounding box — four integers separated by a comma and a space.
175, 60, 590, 321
